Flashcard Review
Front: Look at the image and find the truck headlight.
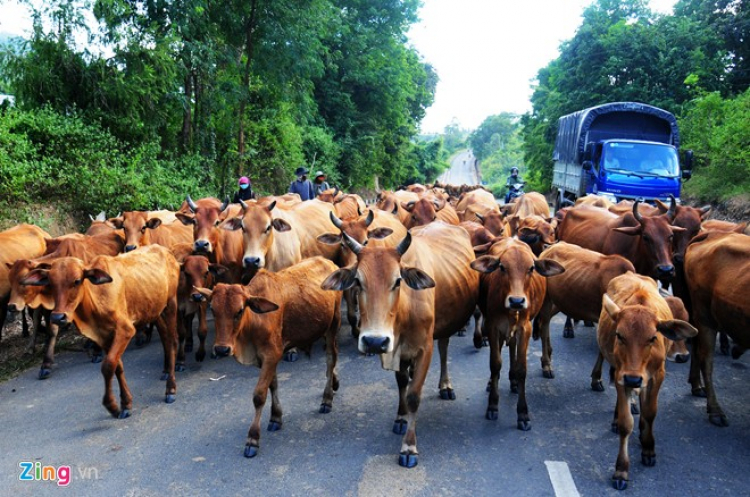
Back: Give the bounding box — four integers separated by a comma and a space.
600, 193, 618, 203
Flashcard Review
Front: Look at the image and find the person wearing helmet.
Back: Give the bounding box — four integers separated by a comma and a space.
505, 167, 524, 203
233, 176, 255, 203
312, 170, 331, 197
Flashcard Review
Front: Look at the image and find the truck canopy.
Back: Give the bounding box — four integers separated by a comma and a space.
553, 102, 679, 164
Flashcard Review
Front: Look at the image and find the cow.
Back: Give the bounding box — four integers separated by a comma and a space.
575, 194, 615, 209
0, 224, 50, 341
456, 189, 505, 236
333, 194, 367, 220
197, 257, 341, 458
594, 271, 697, 490
401, 194, 460, 229
108, 210, 193, 252
684, 232, 750, 427
460, 221, 501, 253
472, 237, 564, 430
175, 196, 245, 284
375, 190, 419, 226
321, 222, 479, 467
7, 231, 125, 378
701, 219, 750, 235
535, 242, 635, 381
557, 201, 684, 285
512, 215, 557, 256
19, 244, 180, 418
510, 192, 550, 218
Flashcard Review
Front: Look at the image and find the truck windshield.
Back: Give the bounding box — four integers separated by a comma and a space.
601, 142, 679, 177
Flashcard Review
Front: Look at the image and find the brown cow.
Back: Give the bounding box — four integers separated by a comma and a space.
510, 192, 550, 218
472, 238, 564, 430
535, 242, 635, 381
701, 219, 750, 235
595, 272, 696, 490
685, 232, 750, 427
19, 244, 180, 418
375, 190, 419, 226
456, 189, 505, 236
321, 223, 479, 467
575, 194, 615, 209
513, 215, 557, 256
401, 194, 460, 229
0, 224, 50, 340
109, 210, 193, 252
198, 257, 341, 458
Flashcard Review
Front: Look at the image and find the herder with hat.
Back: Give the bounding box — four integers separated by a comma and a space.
233, 176, 255, 203
288, 166, 315, 201
312, 170, 331, 197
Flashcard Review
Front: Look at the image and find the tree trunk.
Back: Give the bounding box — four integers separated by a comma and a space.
181, 71, 193, 152
237, 0, 259, 177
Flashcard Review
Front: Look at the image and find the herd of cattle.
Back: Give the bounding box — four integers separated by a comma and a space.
1, 183, 749, 490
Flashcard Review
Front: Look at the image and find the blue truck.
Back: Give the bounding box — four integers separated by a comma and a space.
552, 102, 692, 209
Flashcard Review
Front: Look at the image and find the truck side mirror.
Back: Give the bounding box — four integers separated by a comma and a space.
582, 161, 593, 171
682, 170, 692, 180
683, 150, 693, 169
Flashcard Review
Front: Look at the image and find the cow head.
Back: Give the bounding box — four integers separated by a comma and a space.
602, 294, 697, 388
19, 257, 113, 326
176, 196, 230, 255
321, 232, 435, 355
474, 209, 505, 237
223, 200, 291, 270
471, 238, 564, 310
317, 210, 394, 267
656, 196, 710, 265
7, 260, 55, 312
181, 255, 226, 302
516, 215, 557, 256
109, 211, 163, 252
401, 196, 444, 228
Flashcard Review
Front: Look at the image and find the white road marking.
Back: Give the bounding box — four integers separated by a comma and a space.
545, 460, 581, 497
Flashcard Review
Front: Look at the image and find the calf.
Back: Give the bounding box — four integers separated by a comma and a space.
595, 272, 696, 490
109, 210, 192, 252
472, 238, 564, 429
401, 194, 459, 228
20, 245, 180, 418
199, 257, 341, 458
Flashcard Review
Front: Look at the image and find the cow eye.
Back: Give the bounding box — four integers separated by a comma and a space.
643, 235, 651, 243
615, 332, 625, 343
668, 234, 674, 241
392, 278, 401, 290
141, 226, 147, 233
235, 309, 244, 320
362, 239, 368, 246
649, 335, 658, 344
74, 279, 82, 286
214, 219, 221, 227
528, 266, 534, 274
412, 215, 417, 221
265, 225, 271, 233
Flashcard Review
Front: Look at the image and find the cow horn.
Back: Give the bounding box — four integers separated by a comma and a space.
333, 186, 340, 198
633, 200, 643, 224
365, 209, 374, 227
342, 231, 363, 255
220, 196, 230, 212
667, 194, 677, 220
396, 232, 412, 256
239, 198, 249, 210
330, 211, 344, 229
186, 195, 198, 213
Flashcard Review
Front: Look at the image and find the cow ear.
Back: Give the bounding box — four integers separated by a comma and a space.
671, 226, 687, 233
602, 294, 621, 321
208, 264, 229, 277
4, 262, 12, 270
473, 242, 492, 255
699, 206, 711, 219
471, 255, 501, 273
534, 259, 565, 277
83, 268, 113, 285
368, 227, 393, 240
146, 218, 162, 230
613, 226, 642, 236
401, 201, 416, 212
193, 286, 213, 301
20, 269, 50, 287
245, 296, 279, 314
272, 218, 292, 232
317, 233, 343, 246
175, 212, 196, 226
657, 319, 698, 341
223, 217, 244, 231
321, 268, 358, 291
108, 217, 124, 229
735, 222, 749, 234
400, 267, 436, 290
653, 199, 669, 214
391, 204, 399, 216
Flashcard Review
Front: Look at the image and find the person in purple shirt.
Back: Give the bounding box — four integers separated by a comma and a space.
288, 166, 315, 201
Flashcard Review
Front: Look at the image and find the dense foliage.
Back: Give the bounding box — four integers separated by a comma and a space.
468, 113, 524, 196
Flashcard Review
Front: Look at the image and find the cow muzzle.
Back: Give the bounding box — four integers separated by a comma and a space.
506, 296, 527, 310
191, 293, 205, 303
213, 345, 231, 358
359, 335, 391, 355
622, 375, 643, 388
7, 302, 23, 313
656, 264, 675, 279
243, 256, 262, 269
124, 244, 138, 252
50, 313, 68, 326
194, 240, 212, 253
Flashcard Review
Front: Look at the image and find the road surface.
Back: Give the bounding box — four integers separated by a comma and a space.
438, 150, 478, 186
1, 308, 749, 496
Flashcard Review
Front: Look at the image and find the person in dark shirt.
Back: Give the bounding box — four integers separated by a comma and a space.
233, 176, 255, 203
288, 166, 315, 201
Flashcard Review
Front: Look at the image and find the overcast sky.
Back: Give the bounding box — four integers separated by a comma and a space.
1, 0, 676, 133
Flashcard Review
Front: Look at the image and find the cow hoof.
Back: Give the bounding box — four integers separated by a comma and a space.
642, 454, 656, 467
244, 445, 258, 458
709, 414, 729, 427
439, 388, 456, 400
592, 380, 605, 392
674, 354, 689, 364
267, 421, 282, 432
165, 394, 176, 404
510, 383, 519, 394
91, 353, 103, 364
135, 336, 146, 348
563, 328, 575, 339
542, 370, 555, 379
175, 364, 186, 372
118, 409, 131, 419
38, 368, 52, 380
160, 372, 169, 381
283, 350, 299, 362
517, 420, 531, 431
457, 329, 466, 337
691, 386, 706, 398
630, 403, 640, 415
486, 380, 491, 392
720, 343, 730, 356
611, 421, 619, 434
195, 351, 205, 362
185, 342, 193, 353
398, 453, 418, 468
486, 408, 498, 421
319, 404, 332, 414
392, 419, 407, 435
612, 478, 628, 490
584, 321, 594, 327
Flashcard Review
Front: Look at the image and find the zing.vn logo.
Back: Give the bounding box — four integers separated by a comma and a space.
18, 462, 71, 487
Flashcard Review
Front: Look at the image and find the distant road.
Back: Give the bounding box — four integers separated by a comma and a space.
438, 150, 478, 185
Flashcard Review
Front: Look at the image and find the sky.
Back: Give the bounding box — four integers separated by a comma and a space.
408, 0, 677, 134
1, 0, 676, 133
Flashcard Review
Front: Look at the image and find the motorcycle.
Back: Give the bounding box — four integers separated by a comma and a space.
505, 182, 525, 203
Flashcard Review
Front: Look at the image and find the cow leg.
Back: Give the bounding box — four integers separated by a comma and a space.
393, 363, 410, 435
244, 360, 281, 458
21, 306, 29, 339
563, 315, 575, 338
175, 310, 187, 372
184, 312, 195, 354
612, 384, 634, 490
24, 308, 38, 355
195, 303, 208, 362
156, 298, 178, 403
437, 337, 455, 400
345, 289, 359, 338
537, 299, 555, 379
639, 373, 663, 468
590, 352, 605, 392
399, 344, 432, 468
688, 337, 705, 397
472, 307, 486, 349
0, 296, 9, 341
39, 322, 60, 380
694, 322, 727, 426
508, 335, 519, 394
320, 308, 341, 413
486, 320, 503, 420
101, 330, 134, 419
718, 331, 730, 356
514, 323, 532, 431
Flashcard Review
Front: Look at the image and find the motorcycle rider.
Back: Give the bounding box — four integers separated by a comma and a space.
505, 167, 524, 203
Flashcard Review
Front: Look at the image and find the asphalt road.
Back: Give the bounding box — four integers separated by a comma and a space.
1, 308, 749, 496
438, 150, 478, 186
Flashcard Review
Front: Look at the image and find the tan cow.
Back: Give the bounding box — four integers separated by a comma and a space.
375, 190, 419, 226
198, 257, 341, 458
401, 193, 460, 229
595, 272, 696, 490
321, 222, 479, 467
19, 244, 180, 418
701, 219, 750, 235
472, 237, 564, 430
108, 210, 193, 252
510, 192, 550, 218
